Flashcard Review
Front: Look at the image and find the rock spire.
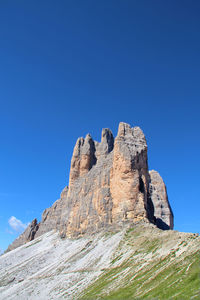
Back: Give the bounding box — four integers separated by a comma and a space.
6, 122, 174, 252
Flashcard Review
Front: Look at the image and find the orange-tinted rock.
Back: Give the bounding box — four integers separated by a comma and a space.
6, 122, 174, 252
110, 123, 151, 224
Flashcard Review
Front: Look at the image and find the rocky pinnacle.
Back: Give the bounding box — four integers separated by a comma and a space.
6, 122, 174, 252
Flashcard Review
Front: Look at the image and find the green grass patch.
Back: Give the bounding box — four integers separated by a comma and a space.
80, 244, 200, 300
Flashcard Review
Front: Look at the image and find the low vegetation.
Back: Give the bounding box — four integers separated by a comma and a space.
80, 225, 200, 300
0, 224, 199, 299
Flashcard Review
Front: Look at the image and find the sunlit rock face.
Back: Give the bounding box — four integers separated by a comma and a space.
110, 123, 153, 225
6, 122, 174, 251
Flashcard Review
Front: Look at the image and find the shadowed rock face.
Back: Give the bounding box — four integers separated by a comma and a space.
5, 219, 39, 253
69, 134, 97, 188
149, 170, 174, 230
6, 122, 174, 251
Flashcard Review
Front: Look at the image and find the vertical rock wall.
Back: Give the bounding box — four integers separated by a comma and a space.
149, 170, 174, 229
6, 122, 174, 252
110, 123, 152, 223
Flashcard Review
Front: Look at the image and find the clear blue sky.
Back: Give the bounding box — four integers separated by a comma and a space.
0, 1, 200, 251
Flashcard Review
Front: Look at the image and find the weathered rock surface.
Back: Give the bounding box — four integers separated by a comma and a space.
5, 188, 69, 252
6, 122, 174, 252
110, 123, 153, 224
35, 186, 68, 238
5, 219, 39, 253
149, 170, 174, 229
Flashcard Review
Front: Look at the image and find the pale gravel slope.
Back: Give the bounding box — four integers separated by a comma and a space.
0, 230, 124, 299
0, 223, 199, 300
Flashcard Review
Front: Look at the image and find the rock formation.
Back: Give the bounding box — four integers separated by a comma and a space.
5, 219, 39, 252
6, 122, 174, 251
149, 170, 173, 230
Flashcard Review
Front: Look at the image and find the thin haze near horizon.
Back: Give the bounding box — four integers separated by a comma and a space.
0, 1, 200, 251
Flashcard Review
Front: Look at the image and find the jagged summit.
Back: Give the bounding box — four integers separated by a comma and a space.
6, 122, 173, 252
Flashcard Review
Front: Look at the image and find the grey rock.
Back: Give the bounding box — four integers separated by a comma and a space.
5, 219, 39, 253
6, 122, 174, 252
95, 128, 114, 158
149, 170, 174, 229
35, 186, 68, 238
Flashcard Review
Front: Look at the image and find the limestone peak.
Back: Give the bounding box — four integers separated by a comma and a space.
6, 122, 174, 252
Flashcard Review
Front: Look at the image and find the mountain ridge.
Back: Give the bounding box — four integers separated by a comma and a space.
6, 122, 173, 252
2, 122, 199, 299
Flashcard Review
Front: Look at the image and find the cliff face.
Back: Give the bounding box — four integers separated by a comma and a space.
6, 122, 174, 252
149, 170, 174, 230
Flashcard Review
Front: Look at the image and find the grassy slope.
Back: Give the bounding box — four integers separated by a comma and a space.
1, 224, 199, 299
80, 225, 200, 300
